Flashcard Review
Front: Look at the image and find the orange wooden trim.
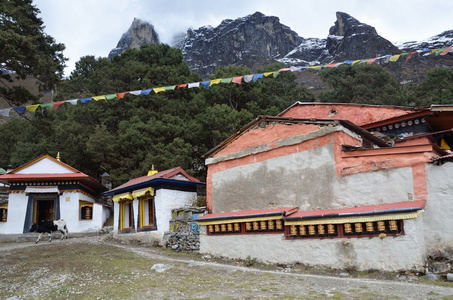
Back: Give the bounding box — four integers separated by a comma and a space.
341, 144, 433, 158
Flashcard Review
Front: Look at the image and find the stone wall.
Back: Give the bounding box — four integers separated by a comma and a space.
163, 207, 207, 253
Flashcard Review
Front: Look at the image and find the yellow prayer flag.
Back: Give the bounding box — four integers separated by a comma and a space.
263, 72, 273, 77
209, 79, 222, 86
154, 87, 165, 93
441, 139, 451, 150
92, 96, 106, 101
352, 60, 362, 65
26, 104, 40, 112
389, 55, 401, 62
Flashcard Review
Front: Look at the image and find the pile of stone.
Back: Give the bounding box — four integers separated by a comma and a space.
163, 207, 207, 253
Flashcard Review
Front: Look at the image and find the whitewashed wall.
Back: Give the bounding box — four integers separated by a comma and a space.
200, 218, 426, 272
113, 187, 197, 245
0, 193, 28, 234
0, 192, 109, 235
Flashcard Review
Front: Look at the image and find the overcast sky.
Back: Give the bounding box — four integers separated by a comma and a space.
33, 0, 453, 77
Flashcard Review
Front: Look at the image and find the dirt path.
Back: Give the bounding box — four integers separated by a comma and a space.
1, 235, 453, 299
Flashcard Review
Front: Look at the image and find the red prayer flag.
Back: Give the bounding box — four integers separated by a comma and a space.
177, 84, 188, 89
440, 46, 453, 56
232, 76, 243, 85
116, 92, 127, 99
366, 58, 377, 64
53, 101, 66, 110
406, 52, 417, 61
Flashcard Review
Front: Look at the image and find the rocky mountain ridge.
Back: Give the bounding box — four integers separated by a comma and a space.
109, 12, 453, 80
108, 18, 160, 59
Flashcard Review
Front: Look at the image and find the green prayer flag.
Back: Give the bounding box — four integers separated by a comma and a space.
273, 71, 280, 78
105, 94, 117, 100
220, 78, 233, 84
40, 103, 53, 108
165, 85, 176, 91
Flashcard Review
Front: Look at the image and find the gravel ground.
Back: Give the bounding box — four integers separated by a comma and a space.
1, 235, 453, 299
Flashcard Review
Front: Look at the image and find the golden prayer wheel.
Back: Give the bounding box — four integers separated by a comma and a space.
268, 220, 275, 230
253, 221, 259, 231
389, 220, 398, 231
245, 222, 252, 231
366, 222, 374, 232
275, 220, 283, 230
299, 225, 307, 236
1, 210, 7, 222
344, 223, 352, 234
234, 223, 240, 232
227, 223, 233, 232
327, 224, 335, 235
260, 220, 267, 231
377, 221, 386, 231
208, 225, 214, 233
214, 224, 220, 232
355, 222, 363, 233
221, 224, 227, 232
318, 224, 326, 235
290, 225, 297, 236
85, 206, 92, 219
308, 225, 316, 235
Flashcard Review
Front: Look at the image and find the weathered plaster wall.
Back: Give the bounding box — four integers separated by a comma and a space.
212, 144, 336, 212
424, 162, 453, 253
199, 218, 426, 272
210, 141, 416, 213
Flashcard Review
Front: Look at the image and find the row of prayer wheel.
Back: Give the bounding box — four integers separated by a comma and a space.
290, 224, 337, 236
289, 220, 399, 236
208, 219, 284, 234
344, 220, 398, 234
245, 220, 283, 231
208, 222, 241, 233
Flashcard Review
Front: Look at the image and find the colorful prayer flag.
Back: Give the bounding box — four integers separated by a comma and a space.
117, 92, 128, 99
53, 101, 66, 110
153, 87, 165, 93
221, 78, 233, 83
209, 79, 222, 86
105, 94, 117, 100
66, 99, 78, 105
13, 106, 26, 114
244, 75, 253, 83
92, 95, 106, 101
26, 104, 39, 112
232, 76, 243, 84
440, 46, 453, 56
253, 73, 264, 82
200, 81, 210, 90
177, 84, 188, 89
140, 89, 153, 95
165, 85, 176, 91
0, 108, 12, 117
188, 82, 200, 88
389, 55, 400, 62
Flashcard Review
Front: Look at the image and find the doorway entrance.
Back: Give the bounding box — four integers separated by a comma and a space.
34, 199, 56, 222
